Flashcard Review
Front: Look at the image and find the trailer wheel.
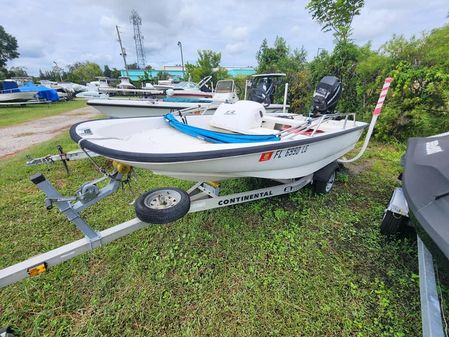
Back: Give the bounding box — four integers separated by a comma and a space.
135, 188, 190, 224
380, 210, 406, 235
314, 170, 336, 194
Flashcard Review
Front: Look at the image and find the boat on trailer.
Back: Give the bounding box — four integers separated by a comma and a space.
0, 77, 392, 290
71, 101, 366, 182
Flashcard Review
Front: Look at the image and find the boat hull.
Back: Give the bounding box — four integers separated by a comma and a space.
70, 116, 366, 181
88, 99, 289, 118
0, 91, 36, 102
128, 130, 362, 181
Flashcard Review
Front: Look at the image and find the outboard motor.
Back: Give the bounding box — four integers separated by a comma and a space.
310, 76, 342, 115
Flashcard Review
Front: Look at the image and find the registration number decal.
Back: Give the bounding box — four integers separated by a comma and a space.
259, 145, 309, 162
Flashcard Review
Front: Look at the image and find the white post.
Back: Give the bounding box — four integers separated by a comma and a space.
282, 83, 288, 113
244, 80, 248, 100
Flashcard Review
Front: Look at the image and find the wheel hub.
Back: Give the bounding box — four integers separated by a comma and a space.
144, 190, 182, 210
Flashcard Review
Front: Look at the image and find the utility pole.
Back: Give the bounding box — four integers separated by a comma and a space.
116, 25, 129, 77
177, 41, 185, 78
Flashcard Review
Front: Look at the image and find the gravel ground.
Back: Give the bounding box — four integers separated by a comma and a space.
0, 106, 99, 159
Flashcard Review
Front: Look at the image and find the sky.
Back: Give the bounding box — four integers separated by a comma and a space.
2, 0, 448, 76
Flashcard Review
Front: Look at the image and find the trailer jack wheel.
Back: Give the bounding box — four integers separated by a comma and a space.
135, 188, 191, 224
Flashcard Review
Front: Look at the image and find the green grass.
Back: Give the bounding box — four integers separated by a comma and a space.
0, 100, 86, 128
0, 137, 447, 336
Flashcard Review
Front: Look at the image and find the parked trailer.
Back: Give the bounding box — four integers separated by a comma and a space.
0, 161, 338, 288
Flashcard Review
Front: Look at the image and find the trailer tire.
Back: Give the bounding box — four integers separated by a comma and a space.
135, 188, 190, 224
380, 210, 406, 235
314, 170, 336, 194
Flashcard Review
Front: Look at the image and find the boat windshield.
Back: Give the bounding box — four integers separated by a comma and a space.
215, 80, 234, 93
174, 81, 199, 90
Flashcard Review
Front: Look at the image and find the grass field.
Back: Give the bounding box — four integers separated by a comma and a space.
0, 135, 447, 336
0, 100, 87, 128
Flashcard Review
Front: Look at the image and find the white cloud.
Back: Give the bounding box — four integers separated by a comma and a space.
2, 0, 448, 75
224, 26, 249, 41
225, 42, 246, 54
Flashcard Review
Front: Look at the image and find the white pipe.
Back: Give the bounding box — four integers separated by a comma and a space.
338, 77, 393, 164
338, 114, 378, 163
282, 83, 288, 113
244, 80, 248, 100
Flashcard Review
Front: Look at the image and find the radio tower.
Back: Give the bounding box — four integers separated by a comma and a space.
130, 9, 146, 69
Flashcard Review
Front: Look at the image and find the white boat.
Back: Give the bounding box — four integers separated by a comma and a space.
116, 76, 135, 89
87, 79, 288, 117
72, 77, 368, 182
75, 91, 109, 99
0, 80, 37, 102
97, 76, 164, 97
71, 103, 366, 181
0, 91, 36, 102
165, 79, 213, 99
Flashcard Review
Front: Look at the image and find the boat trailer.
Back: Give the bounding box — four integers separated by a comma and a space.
383, 188, 446, 337
0, 161, 334, 288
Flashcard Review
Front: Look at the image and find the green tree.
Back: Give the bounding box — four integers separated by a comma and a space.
156, 71, 170, 81
256, 37, 308, 108
185, 50, 228, 84
38, 68, 62, 81
66, 61, 103, 83
256, 37, 306, 74
421, 24, 449, 70
0, 26, 19, 69
306, 0, 364, 42
8, 66, 28, 78
103, 65, 112, 78
110, 68, 121, 79
380, 34, 424, 65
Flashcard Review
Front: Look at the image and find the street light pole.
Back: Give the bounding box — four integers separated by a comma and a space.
177, 41, 185, 79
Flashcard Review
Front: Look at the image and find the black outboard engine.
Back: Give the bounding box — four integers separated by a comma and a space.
310, 76, 342, 115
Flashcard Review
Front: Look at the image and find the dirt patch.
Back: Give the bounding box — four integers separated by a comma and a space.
343, 158, 375, 175
0, 106, 99, 160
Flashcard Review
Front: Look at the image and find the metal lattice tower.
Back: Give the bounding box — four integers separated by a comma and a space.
130, 10, 146, 69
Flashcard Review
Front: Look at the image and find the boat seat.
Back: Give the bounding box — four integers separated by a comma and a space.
262, 115, 305, 130
210, 101, 265, 134
261, 115, 305, 128
246, 127, 278, 135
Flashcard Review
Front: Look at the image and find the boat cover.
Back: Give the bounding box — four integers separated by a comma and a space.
2, 80, 19, 92
19, 82, 59, 102
164, 113, 280, 144
402, 133, 449, 261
